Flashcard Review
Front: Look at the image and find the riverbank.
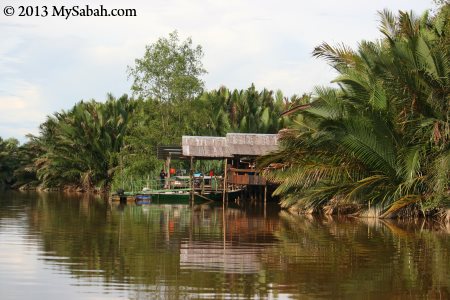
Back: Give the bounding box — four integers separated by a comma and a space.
288, 200, 450, 222
16, 183, 106, 194
9, 183, 450, 223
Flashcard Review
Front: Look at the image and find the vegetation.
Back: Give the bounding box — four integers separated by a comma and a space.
33, 94, 135, 192
0, 138, 21, 188
0, 137, 37, 189
201, 85, 292, 135
259, 7, 449, 216
0, 85, 289, 192
0, 5, 448, 218
115, 85, 291, 189
128, 30, 207, 102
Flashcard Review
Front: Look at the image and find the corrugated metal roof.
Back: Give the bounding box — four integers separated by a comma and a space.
226, 133, 278, 156
182, 136, 232, 158
156, 145, 183, 159
182, 133, 278, 158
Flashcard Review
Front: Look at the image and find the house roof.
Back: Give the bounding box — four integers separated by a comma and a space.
156, 145, 183, 160
181, 133, 279, 158
225, 133, 278, 156
182, 136, 232, 158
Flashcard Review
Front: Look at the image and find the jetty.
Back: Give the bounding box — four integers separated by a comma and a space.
114, 133, 279, 203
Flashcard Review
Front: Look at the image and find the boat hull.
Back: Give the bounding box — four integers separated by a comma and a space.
111, 189, 242, 204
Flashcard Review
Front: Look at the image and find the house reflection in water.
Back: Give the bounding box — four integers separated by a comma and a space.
180, 206, 280, 275
180, 241, 263, 274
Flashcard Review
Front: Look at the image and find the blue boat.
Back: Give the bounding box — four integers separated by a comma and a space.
134, 194, 152, 205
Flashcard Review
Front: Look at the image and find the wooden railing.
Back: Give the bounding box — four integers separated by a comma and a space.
227, 168, 267, 186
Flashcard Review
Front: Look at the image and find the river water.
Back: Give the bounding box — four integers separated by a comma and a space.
0, 191, 449, 299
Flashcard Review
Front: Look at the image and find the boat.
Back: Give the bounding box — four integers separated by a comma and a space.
134, 194, 152, 205
141, 189, 241, 202
111, 187, 242, 204
111, 175, 242, 204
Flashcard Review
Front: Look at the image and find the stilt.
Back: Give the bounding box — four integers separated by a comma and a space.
222, 196, 226, 250
264, 185, 267, 204
222, 158, 227, 203
201, 174, 205, 195
190, 156, 194, 204
264, 185, 267, 218
165, 155, 171, 188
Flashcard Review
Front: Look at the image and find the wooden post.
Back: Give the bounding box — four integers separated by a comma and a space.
166, 155, 171, 189
223, 197, 226, 250
264, 185, 267, 218
222, 158, 227, 203
131, 175, 133, 194
120, 153, 124, 190
201, 174, 205, 195
264, 185, 267, 204
190, 156, 194, 203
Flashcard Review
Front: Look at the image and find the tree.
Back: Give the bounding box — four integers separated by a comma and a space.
0, 137, 38, 188
260, 8, 449, 216
0, 138, 20, 187
433, 0, 449, 10
34, 94, 135, 192
200, 84, 290, 136
128, 31, 207, 102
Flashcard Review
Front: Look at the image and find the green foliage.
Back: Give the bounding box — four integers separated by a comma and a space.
12, 140, 41, 187
0, 138, 38, 188
260, 7, 450, 215
128, 31, 206, 102
116, 84, 290, 186
0, 138, 20, 187
33, 94, 135, 192
4, 80, 290, 192
200, 84, 291, 135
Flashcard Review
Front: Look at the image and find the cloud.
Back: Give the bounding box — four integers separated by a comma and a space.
255, 60, 338, 95
0, 0, 434, 142
0, 81, 48, 141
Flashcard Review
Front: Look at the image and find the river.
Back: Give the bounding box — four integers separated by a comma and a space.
0, 191, 449, 299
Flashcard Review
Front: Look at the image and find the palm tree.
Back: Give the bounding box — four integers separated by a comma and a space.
35, 94, 135, 192
0, 138, 20, 187
201, 85, 289, 135
260, 7, 449, 217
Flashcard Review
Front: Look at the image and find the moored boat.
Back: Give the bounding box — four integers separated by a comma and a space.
111, 188, 242, 204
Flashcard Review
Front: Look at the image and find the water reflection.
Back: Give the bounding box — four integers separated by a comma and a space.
0, 191, 449, 299
180, 206, 278, 275
272, 212, 450, 298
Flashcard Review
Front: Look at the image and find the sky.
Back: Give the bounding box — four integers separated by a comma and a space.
0, 0, 434, 143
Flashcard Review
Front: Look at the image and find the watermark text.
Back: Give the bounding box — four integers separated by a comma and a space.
3, 5, 137, 19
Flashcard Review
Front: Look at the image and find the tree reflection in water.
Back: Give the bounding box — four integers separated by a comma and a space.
1, 192, 447, 299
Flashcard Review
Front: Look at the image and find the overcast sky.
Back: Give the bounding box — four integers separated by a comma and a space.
0, 0, 434, 142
